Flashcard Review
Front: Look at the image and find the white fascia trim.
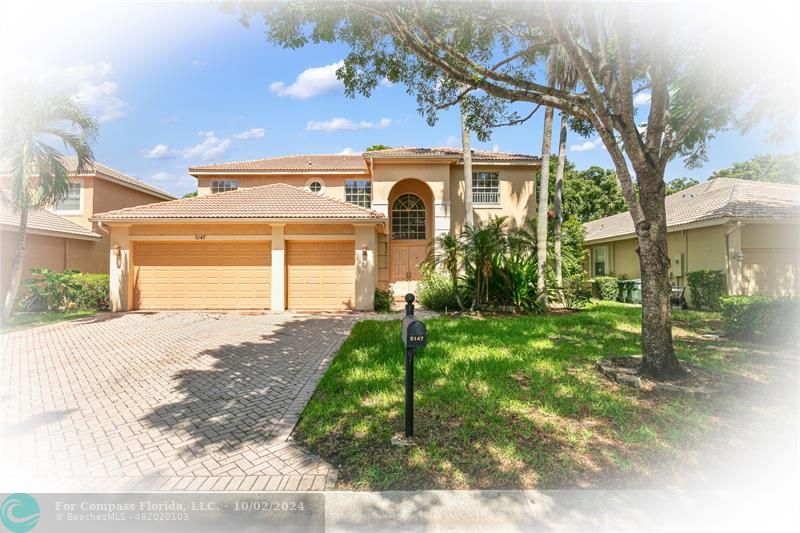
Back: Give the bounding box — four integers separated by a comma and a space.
190, 170, 369, 176
92, 217, 387, 224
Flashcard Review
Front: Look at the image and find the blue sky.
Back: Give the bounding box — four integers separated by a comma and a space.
1, 1, 794, 196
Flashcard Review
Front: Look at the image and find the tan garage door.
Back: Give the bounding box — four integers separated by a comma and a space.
742, 248, 799, 297
133, 241, 271, 310
287, 241, 355, 310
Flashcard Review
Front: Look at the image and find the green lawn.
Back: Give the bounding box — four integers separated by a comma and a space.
0, 309, 98, 334
295, 302, 764, 490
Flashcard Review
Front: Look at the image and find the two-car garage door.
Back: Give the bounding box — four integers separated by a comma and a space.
132, 240, 355, 310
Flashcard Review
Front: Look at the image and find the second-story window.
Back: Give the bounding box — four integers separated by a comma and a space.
211, 179, 238, 194
345, 179, 372, 208
472, 172, 500, 204
54, 182, 81, 212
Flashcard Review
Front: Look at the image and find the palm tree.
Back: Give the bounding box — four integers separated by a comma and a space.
536, 48, 559, 310
461, 216, 507, 310
1, 84, 98, 322
552, 47, 579, 298
460, 100, 474, 227
425, 232, 465, 310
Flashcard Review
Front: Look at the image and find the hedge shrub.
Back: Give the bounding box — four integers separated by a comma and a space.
592, 276, 619, 301
686, 269, 726, 310
373, 288, 394, 313
560, 273, 592, 310
720, 296, 800, 345
417, 272, 460, 311
20, 269, 109, 312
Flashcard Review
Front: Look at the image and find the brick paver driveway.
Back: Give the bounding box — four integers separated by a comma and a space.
0, 312, 359, 492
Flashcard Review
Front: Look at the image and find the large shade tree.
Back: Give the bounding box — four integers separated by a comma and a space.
0, 84, 98, 322
239, 0, 793, 378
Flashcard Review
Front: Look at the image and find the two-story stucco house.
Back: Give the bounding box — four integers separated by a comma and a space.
1, 158, 176, 297
92, 147, 540, 312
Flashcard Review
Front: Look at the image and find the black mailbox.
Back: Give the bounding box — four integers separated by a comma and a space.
402, 316, 427, 348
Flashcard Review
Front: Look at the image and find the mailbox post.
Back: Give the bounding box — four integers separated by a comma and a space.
400, 293, 426, 439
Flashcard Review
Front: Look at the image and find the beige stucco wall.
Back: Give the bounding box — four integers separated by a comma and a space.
196, 174, 358, 201
449, 164, 537, 232
585, 221, 800, 301
1, 231, 68, 298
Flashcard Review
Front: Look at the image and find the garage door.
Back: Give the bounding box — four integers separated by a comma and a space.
286, 241, 355, 310
742, 248, 799, 297
133, 241, 271, 310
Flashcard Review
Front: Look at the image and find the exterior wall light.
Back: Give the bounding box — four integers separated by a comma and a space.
734, 250, 744, 263
112, 244, 121, 257
362, 244, 368, 260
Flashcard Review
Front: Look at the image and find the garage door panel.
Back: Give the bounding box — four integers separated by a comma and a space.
287, 241, 355, 310
133, 241, 271, 310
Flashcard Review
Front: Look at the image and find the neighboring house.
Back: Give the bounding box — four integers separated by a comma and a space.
92, 147, 540, 312
0, 158, 176, 296
583, 178, 800, 300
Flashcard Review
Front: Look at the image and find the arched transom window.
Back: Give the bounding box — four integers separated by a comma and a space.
391, 194, 426, 240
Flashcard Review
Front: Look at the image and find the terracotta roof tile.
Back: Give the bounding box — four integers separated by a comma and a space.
584, 178, 800, 242
365, 146, 539, 162
61, 157, 175, 199
189, 154, 369, 173
92, 183, 386, 221
1, 201, 100, 239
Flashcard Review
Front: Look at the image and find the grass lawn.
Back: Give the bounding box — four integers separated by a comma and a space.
295, 302, 775, 490
0, 309, 98, 334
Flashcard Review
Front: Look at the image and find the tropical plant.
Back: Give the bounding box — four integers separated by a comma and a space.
417, 272, 460, 312
21, 269, 83, 312
461, 216, 507, 310
373, 288, 394, 313
424, 232, 465, 310
0, 83, 98, 322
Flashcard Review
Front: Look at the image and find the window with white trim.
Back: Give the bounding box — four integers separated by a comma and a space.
211, 179, 238, 193
472, 172, 500, 204
345, 179, 372, 208
54, 182, 81, 212
592, 246, 609, 277
391, 194, 426, 240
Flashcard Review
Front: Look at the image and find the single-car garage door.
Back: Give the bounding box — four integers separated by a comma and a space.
133, 241, 271, 310
286, 240, 355, 310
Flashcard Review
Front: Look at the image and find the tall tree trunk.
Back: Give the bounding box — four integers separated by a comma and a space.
461, 104, 474, 227
2, 209, 29, 323
553, 111, 568, 297
636, 170, 685, 378
536, 60, 558, 309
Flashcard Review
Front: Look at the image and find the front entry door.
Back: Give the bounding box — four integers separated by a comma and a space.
390, 244, 427, 296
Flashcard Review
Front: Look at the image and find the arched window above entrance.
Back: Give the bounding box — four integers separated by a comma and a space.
391, 193, 426, 240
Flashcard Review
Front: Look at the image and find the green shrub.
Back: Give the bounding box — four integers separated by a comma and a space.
491, 252, 541, 312
20, 269, 109, 312
686, 269, 726, 310
75, 273, 110, 310
417, 272, 460, 312
592, 276, 619, 301
720, 296, 800, 345
373, 288, 393, 313
560, 273, 592, 310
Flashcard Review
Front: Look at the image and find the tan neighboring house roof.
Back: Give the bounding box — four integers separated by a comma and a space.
365, 146, 540, 163
189, 155, 369, 174
58, 157, 176, 200
91, 183, 386, 222
584, 178, 800, 244
1, 202, 100, 240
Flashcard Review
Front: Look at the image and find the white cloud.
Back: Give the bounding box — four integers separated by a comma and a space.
444, 135, 459, 147
232, 128, 265, 140
143, 144, 176, 159
492, 144, 501, 153
269, 60, 344, 99
305, 117, 392, 133
338, 147, 356, 155
150, 171, 171, 181
47, 62, 129, 122
182, 132, 232, 161
570, 138, 602, 152
633, 92, 652, 107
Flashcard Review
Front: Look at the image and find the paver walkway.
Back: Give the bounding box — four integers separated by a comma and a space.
0, 311, 361, 492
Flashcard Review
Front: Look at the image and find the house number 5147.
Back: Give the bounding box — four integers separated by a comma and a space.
195, 235, 206, 240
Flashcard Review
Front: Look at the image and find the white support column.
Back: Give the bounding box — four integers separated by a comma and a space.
109, 225, 130, 312
354, 225, 377, 311
271, 224, 286, 312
